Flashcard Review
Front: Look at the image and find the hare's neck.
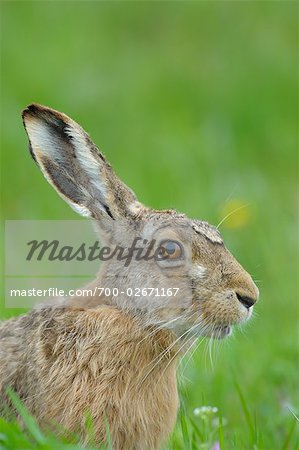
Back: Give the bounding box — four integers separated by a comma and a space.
63, 272, 182, 377
128, 327, 179, 382
83, 306, 180, 385
107, 310, 179, 379
61, 306, 179, 448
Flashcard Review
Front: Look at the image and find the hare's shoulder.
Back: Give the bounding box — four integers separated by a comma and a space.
31, 305, 133, 343
0, 306, 132, 351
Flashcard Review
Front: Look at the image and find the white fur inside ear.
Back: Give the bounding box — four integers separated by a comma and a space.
25, 117, 98, 217
25, 117, 65, 159
26, 116, 106, 198
65, 125, 106, 197
190, 264, 206, 279
69, 203, 91, 217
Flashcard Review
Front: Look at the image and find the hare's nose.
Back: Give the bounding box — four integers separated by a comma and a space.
236, 293, 256, 309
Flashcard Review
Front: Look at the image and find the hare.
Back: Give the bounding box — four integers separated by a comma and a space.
0, 104, 259, 449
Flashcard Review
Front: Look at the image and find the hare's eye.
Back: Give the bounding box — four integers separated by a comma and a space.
157, 240, 183, 260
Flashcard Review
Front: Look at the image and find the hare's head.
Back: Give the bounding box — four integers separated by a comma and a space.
23, 104, 259, 339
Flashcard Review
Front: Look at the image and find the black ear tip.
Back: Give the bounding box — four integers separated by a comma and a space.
22, 103, 48, 120
22, 104, 71, 132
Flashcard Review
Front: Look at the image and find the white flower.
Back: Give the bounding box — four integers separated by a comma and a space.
193, 406, 218, 417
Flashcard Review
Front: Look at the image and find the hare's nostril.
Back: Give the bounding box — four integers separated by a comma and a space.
236, 293, 255, 309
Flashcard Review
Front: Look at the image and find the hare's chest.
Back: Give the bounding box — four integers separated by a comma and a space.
35, 311, 179, 448
107, 367, 179, 450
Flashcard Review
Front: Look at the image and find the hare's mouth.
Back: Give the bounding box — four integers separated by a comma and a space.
189, 323, 232, 340
200, 325, 232, 339
211, 325, 232, 340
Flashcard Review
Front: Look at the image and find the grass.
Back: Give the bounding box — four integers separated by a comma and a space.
2, 384, 297, 450
1, 1, 298, 449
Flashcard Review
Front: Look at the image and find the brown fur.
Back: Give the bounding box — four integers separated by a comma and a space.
0, 307, 178, 449
0, 104, 259, 449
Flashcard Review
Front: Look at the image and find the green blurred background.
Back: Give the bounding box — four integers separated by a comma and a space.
1, 1, 298, 448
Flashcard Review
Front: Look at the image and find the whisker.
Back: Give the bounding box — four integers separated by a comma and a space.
161, 318, 216, 384
217, 203, 250, 229
138, 318, 206, 387
137, 314, 187, 345
179, 333, 207, 377
223, 183, 239, 204
156, 326, 202, 385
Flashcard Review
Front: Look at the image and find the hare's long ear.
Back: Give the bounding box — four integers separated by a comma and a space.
22, 104, 141, 223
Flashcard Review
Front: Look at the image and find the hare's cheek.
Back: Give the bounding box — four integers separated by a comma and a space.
201, 291, 250, 326
189, 264, 207, 279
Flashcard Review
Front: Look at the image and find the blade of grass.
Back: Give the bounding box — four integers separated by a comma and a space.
84, 411, 96, 447
234, 379, 255, 443
180, 408, 191, 450
104, 414, 112, 450
188, 416, 204, 441
218, 415, 225, 450
282, 418, 297, 450
5, 387, 46, 445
